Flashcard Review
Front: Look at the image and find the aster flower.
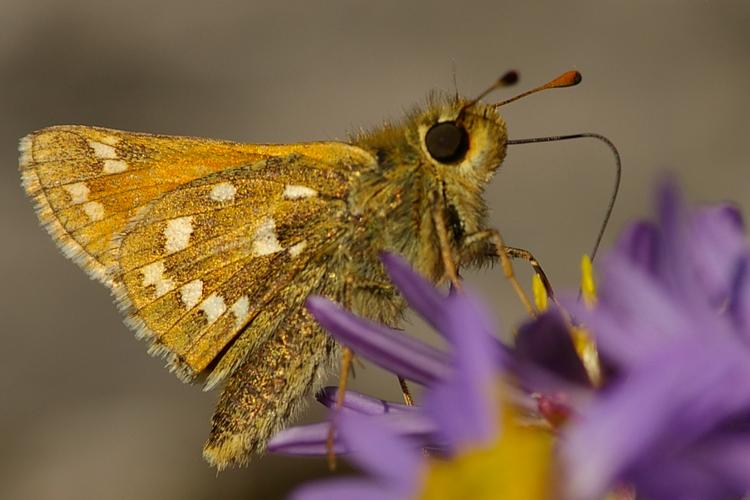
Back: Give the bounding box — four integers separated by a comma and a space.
270, 253, 554, 499
272, 178, 750, 500
558, 180, 750, 499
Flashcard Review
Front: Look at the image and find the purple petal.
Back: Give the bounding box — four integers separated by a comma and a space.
656, 178, 702, 304
380, 252, 450, 334
515, 310, 590, 388
422, 292, 500, 449
291, 478, 407, 500
306, 296, 450, 385
613, 189, 748, 309
573, 250, 735, 371
728, 256, 750, 342
562, 337, 750, 500
624, 434, 750, 500
316, 387, 417, 415
422, 373, 495, 452
267, 421, 348, 456
689, 203, 748, 305
630, 457, 737, 500
337, 412, 421, 494
268, 411, 438, 456
693, 435, 750, 492
655, 180, 747, 315
612, 221, 660, 276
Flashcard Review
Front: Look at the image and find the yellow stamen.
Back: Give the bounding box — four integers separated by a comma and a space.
571, 326, 602, 387
572, 254, 602, 386
580, 254, 597, 307
531, 274, 548, 312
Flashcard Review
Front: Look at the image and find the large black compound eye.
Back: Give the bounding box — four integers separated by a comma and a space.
424, 121, 469, 163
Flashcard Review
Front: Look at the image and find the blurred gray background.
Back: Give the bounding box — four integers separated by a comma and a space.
1, 1, 749, 498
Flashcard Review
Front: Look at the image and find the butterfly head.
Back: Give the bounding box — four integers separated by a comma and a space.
413, 70, 582, 188
414, 98, 508, 187
350, 70, 582, 239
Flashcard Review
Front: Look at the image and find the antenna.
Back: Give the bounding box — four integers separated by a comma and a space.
495, 70, 582, 108
507, 133, 621, 262
460, 70, 519, 113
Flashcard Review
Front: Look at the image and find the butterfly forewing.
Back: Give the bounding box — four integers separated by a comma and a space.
19, 125, 367, 285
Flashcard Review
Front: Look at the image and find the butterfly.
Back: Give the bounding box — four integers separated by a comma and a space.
19, 70, 583, 469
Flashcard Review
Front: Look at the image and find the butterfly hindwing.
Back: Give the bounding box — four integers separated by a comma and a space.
203, 298, 339, 468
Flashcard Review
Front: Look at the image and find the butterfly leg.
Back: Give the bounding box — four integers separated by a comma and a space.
433, 197, 536, 313
398, 376, 415, 405
432, 197, 463, 291
504, 246, 554, 298
327, 345, 353, 470
462, 229, 536, 315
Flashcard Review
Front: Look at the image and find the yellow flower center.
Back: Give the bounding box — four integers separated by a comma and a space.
418, 403, 554, 500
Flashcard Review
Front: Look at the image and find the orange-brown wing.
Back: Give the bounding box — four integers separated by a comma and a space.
19, 125, 370, 286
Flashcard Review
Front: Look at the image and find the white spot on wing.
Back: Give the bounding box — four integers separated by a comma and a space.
289, 240, 307, 258
82, 201, 104, 221
252, 217, 283, 256
141, 261, 175, 297
63, 182, 90, 204
283, 184, 318, 200
200, 293, 227, 324
88, 140, 118, 159
230, 295, 250, 328
164, 216, 194, 254
210, 182, 237, 202
180, 279, 203, 308
103, 159, 128, 173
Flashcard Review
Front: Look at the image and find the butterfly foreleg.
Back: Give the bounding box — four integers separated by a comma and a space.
461, 229, 536, 315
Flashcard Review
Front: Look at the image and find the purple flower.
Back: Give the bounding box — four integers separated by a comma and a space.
558, 180, 750, 499
270, 253, 543, 499
271, 177, 750, 500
